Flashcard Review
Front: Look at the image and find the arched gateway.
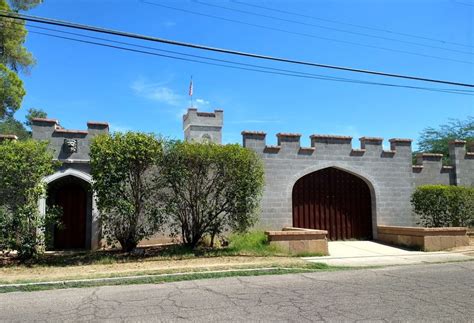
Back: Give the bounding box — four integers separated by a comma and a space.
292, 167, 373, 240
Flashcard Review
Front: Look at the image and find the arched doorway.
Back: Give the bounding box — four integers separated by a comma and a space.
292, 167, 373, 240
47, 175, 91, 249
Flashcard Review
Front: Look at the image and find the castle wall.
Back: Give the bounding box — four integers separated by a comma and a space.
412, 154, 454, 187
243, 132, 416, 236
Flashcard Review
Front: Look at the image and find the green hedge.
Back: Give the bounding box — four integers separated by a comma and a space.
411, 185, 474, 228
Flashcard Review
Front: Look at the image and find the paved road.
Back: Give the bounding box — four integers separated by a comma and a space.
1, 262, 473, 322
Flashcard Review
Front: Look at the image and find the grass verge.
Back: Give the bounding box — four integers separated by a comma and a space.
0, 262, 343, 293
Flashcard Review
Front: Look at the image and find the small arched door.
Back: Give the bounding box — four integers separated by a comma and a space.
48, 176, 89, 249
292, 167, 373, 240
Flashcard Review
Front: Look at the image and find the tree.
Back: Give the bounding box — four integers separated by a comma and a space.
90, 132, 165, 252
416, 116, 474, 163
160, 141, 264, 248
24, 107, 47, 127
0, 108, 47, 139
0, 139, 58, 259
0, 64, 25, 118
0, 0, 42, 118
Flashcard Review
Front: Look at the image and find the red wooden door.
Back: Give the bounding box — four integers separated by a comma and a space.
292, 168, 373, 240
54, 183, 86, 249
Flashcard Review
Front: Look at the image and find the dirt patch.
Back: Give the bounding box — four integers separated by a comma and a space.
0, 256, 307, 284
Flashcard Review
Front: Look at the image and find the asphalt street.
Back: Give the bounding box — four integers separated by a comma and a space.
1, 262, 473, 322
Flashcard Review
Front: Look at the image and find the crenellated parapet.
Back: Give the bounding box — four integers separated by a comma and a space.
31, 118, 109, 162
242, 131, 413, 159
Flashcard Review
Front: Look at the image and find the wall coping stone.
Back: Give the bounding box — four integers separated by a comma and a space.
276, 132, 302, 138
0, 134, 18, 140
449, 140, 466, 145
31, 117, 59, 124
389, 138, 413, 143
360, 136, 383, 142
378, 225, 467, 237
87, 121, 109, 127
241, 130, 266, 136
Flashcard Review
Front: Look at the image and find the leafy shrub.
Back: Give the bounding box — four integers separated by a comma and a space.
160, 141, 264, 248
0, 139, 58, 259
411, 185, 474, 227
90, 132, 165, 252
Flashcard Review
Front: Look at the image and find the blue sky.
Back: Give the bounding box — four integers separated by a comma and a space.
15, 0, 474, 148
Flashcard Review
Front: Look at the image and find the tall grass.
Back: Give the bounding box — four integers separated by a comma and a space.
226, 231, 283, 256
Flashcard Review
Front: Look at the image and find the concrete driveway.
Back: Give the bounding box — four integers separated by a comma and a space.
303, 241, 474, 266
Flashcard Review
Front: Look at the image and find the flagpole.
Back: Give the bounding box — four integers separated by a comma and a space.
189, 75, 193, 108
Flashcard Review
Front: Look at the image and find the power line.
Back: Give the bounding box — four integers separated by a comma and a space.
140, 1, 473, 65
12, 23, 472, 96
233, 0, 474, 49
193, 0, 473, 56
0, 10, 473, 88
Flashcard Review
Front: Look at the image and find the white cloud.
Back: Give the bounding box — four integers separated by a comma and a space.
162, 21, 176, 28
131, 80, 183, 107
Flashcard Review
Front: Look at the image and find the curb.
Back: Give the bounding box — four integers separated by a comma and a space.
0, 267, 309, 289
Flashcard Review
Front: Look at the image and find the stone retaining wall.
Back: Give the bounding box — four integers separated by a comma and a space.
265, 227, 328, 255
377, 225, 469, 251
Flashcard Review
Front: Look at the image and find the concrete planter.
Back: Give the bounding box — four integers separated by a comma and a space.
377, 225, 469, 251
265, 227, 328, 255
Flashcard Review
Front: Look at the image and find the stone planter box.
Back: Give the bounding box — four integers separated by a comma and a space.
377, 225, 469, 251
265, 227, 328, 255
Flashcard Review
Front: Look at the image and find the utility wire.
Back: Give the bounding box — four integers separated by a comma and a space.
193, 0, 473, 56
12, 23, 472, 96
0, 10, 473, 88
233, 0, 474, 49
140, 1, 473, 65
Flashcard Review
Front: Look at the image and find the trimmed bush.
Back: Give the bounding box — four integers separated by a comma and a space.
160, 141, 265, 248
90, 132, 165, 252
0, 139, 58, 259
411, 185, 474, 227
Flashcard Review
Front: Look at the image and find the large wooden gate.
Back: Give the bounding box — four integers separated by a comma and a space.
52, 182, 87, 249
292, 167, 373, 240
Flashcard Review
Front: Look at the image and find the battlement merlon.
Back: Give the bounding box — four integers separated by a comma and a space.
448, 140, 474, 186
183, 108, 223, 131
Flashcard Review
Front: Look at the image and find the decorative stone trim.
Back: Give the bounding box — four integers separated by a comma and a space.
350, 148, 366, 156
418, 153, 443, 157
54, 129, 88, 135
310, 134, 352, 140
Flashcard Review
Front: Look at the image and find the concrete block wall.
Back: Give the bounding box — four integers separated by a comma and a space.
412, 153, 454, 186
243, 131, 416, 236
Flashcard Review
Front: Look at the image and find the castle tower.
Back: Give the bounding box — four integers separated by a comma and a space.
183, 108, 223, 144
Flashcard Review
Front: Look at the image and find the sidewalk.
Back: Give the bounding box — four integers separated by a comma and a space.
303, 240, 474, 267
